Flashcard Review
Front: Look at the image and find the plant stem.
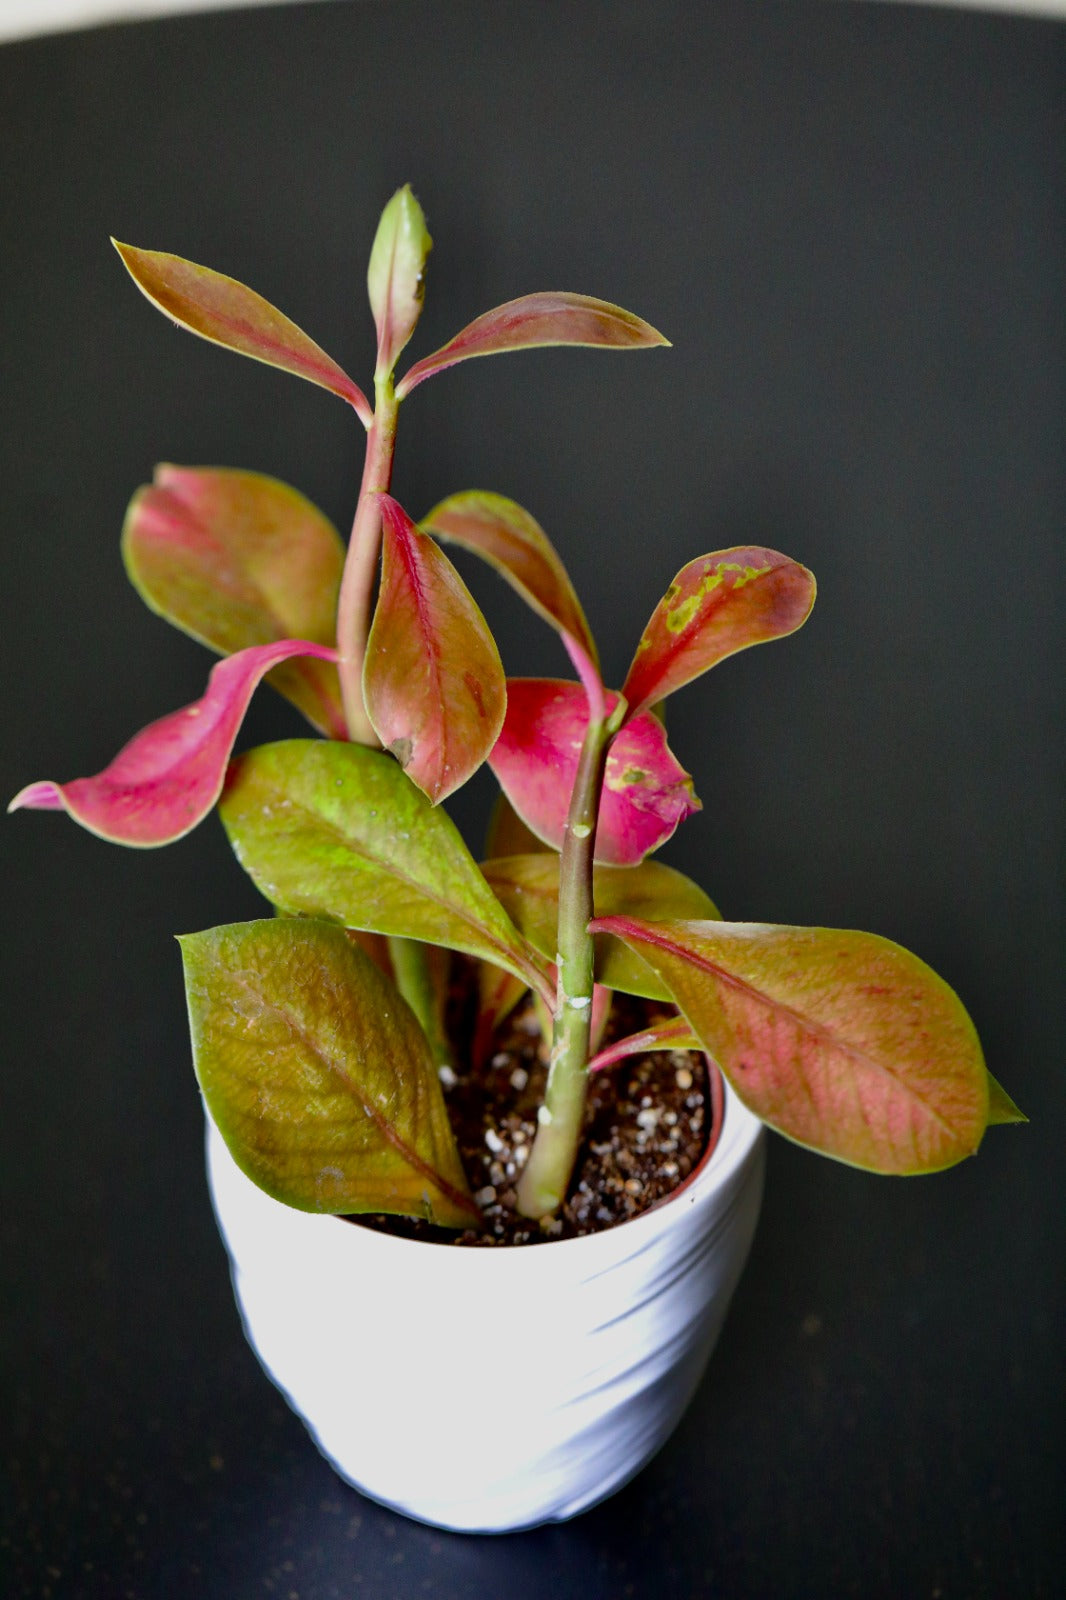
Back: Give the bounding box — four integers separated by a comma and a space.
335, 375, 399, 745
516, 712, 611, 1219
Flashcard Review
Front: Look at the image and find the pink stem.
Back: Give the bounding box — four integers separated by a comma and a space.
563, 631, 606, 725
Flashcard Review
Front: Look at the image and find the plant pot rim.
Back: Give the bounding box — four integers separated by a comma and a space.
212, 1075, 763, 1264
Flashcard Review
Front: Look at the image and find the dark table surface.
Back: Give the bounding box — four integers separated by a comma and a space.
2, 2, 1062, 1596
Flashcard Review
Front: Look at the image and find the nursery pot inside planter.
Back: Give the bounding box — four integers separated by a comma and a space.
206, 1084, 765, 1535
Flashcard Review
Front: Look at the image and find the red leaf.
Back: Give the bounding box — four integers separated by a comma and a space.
113, 242, 372, 425
363, 496, 506, 803
488, 679, 700, 866
419, 490, 598, 668
396, 292, 669, 397
622, 547, 816, 720
8, 640, 335, 846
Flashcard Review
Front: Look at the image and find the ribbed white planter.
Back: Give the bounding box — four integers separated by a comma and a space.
205, 1085, 765, 1534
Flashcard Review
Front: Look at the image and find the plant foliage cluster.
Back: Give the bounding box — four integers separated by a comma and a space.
11, 188, 1021, 1229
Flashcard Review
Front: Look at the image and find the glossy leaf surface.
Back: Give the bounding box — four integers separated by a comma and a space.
123, 465, 347, 737
113, 241, 371, 423
397, 292, 669, 397
622, 547, 816, 720
484, 853, 718, 1001
181, 918, 478, 1224
368, 184, 432, 378
9, 640, 335, 846
219, 739, 550, 996
488, 679, 700, 865
363, 496, 506, 802
419, 491, 597, 666
594, 917, 990, 1174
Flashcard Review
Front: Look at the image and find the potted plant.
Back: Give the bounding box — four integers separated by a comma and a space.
10, 186, 1022, 1534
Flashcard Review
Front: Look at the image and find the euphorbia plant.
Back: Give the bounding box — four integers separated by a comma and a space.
10, 186, 1022, 1231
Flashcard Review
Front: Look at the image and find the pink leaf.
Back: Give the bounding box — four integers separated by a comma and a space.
622, 547, 816, 721
488, 679, 700, 866
396, 292, 669, 398
8, 640, 336, 847
123, 465, 348, 739
363, 496, 506, 804
113, 242, 372, 425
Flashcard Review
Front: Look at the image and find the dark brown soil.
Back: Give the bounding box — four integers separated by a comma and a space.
355, 967, 714, 1248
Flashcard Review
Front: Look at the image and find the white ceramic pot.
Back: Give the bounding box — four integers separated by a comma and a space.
205, 1086, 765, 1534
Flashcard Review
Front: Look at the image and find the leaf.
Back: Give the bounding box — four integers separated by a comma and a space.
387, 937, 453, 1070
986, 1072, 1026, 1125
419, 491, 597, 666
8, 639, 335, 847
396, 292, 669, 397
488, 679, 700, 866
622, 547, 817, 721
180, 918, 478, 1225
593, 917, 990, 1175
484, 792, 550, 860
122, 465, 347, 738
363, 496, 506, 803
112, 241, 372, 424
219, 738, 551, 998
589, 1016, 700, 1073
367, 184, 432, 379
484, 852, 718, 1001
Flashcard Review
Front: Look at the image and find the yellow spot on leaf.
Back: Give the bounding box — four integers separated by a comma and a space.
604, 763, 650, 793
664, 594, 701, 633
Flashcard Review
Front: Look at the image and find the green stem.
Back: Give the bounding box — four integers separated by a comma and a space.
516, 713, 612, 1219
335, 375, 399, 745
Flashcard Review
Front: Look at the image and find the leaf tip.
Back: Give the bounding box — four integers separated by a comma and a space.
110, 237, 138, 270
8, 780, 63, 814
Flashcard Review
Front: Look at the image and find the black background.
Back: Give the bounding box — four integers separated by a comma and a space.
1, 2, 1062, 1595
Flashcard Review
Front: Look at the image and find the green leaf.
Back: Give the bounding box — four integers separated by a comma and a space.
122, 465, 347, 737
986, 1072, 1026, 1125
363, 496, 506, 802
367, 184, 433, 379
482, 854, 719, 1001
219, 739, 551, 998
112, 241, 372, 424
592, 917, 990, 1174
622, 547, 816, 722
180, 918, 478, 1224
396, 291, 670, 398
419, 490, 598, 667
